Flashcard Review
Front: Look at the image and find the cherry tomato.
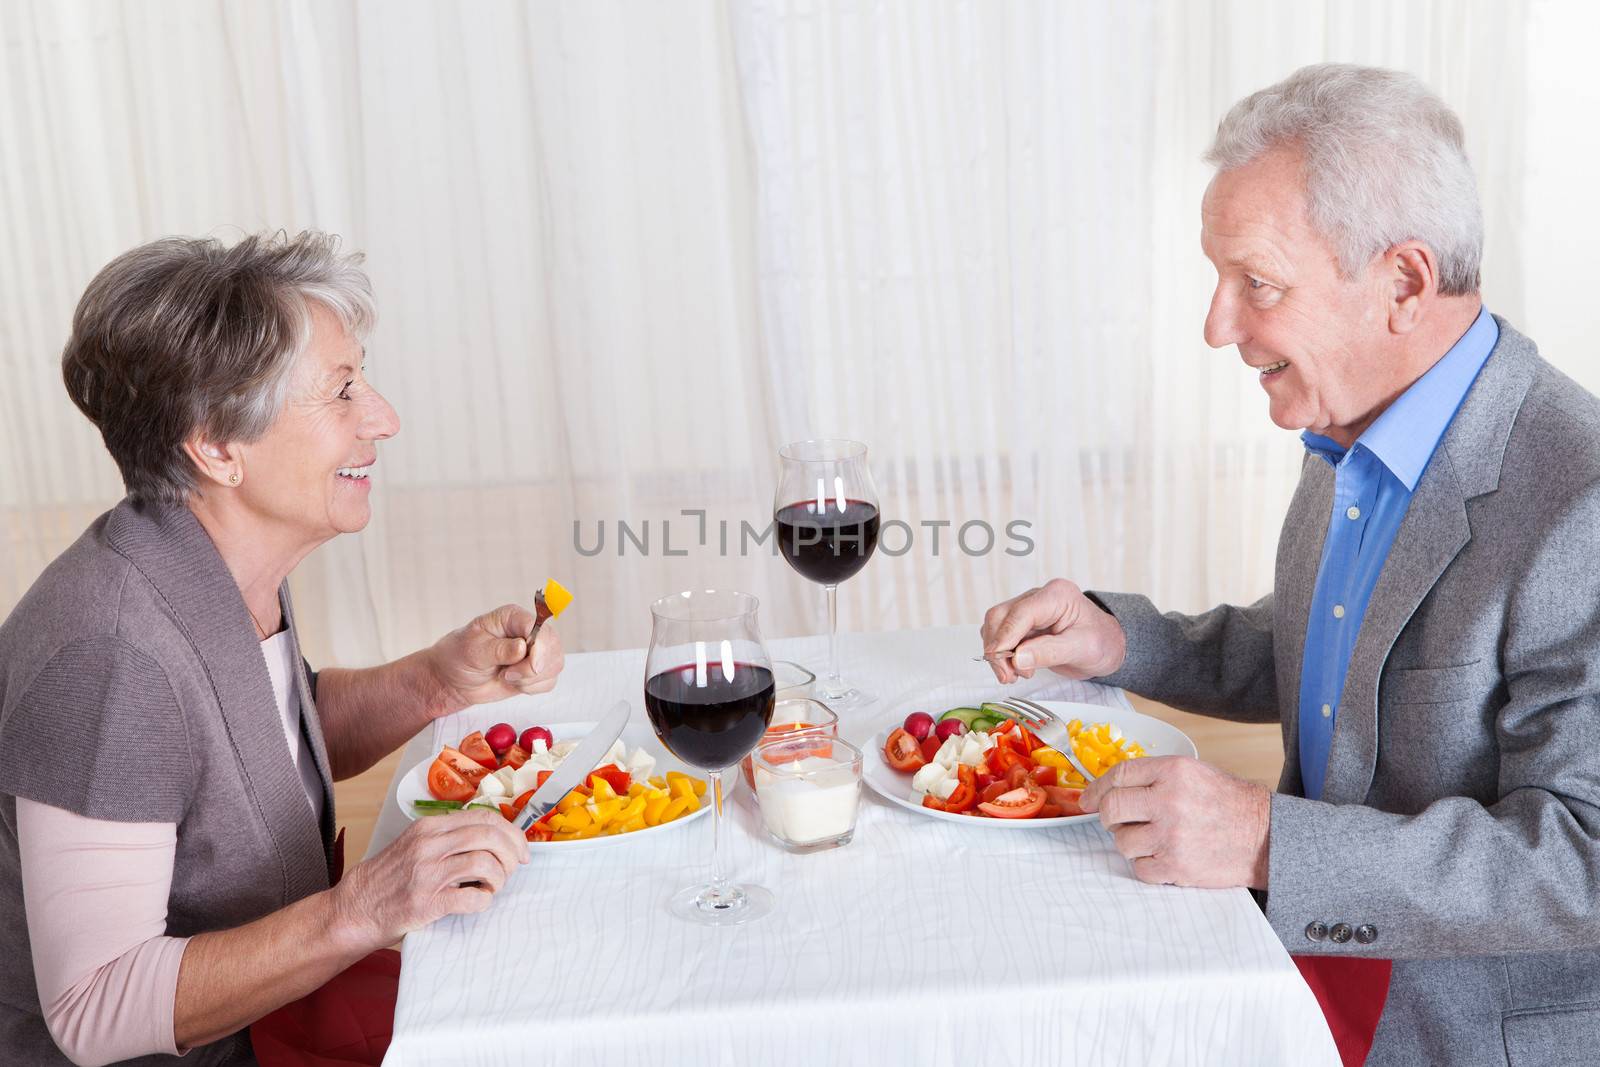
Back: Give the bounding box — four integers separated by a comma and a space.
978, 782, 1047, 819
884, 728, 928, 772
426, 758, 476, 802
459, 732, 498, 771
922, 765, 977, 813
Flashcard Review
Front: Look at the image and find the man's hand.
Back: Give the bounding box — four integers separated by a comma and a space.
426, 604, 565, 712
979, 578, 1126, 684
1080, 755, 1271, 889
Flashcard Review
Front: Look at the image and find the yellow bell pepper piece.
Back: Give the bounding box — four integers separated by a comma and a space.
614, 815, 648, 835
616, 796, 647, 823
682, 789, 701, 813
1032, 747, 1071, 770
541, 578, 574, 617
627, 782, 647, 798
643, 793, 672, 826
557, 807, 593, 831
668, 774, 696, 799
648, 775, 667, 789
691, 777, 706, 797
661, 795, 692, 823
555, 791, 587, 815
590, 798, 625, 827
590, 777, 618, 803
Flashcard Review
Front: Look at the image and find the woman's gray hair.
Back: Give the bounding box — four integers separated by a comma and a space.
1205, 63, 1482, 295
61, 231, 376, 504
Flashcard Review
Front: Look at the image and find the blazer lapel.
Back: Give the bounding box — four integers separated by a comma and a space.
281, 587, 338, 868
1321, 456, 1471, 805
108, 501, 330, 902
1273, 454, 1334, 796
1319, 315, 1537, 805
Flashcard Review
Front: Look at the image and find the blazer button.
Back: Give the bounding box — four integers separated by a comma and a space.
1355, 924, 1378, 945
1330, 923, 1353, 944
1304, 921, 1328, 942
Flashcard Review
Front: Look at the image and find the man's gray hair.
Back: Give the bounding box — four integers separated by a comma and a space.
1206, 63, 1482, 295
62, 231, 376, 504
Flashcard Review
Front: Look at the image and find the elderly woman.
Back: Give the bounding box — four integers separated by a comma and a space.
0, 232, 564, 1065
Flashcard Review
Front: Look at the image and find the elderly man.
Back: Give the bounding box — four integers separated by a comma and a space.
982, 63, 1600, 1065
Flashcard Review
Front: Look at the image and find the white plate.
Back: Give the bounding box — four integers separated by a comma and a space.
397, 719, 715, 850
862, 701, 1197, 829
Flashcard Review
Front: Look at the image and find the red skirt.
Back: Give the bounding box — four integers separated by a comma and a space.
251, 831, 399, 1067
250, 948, 399, 1067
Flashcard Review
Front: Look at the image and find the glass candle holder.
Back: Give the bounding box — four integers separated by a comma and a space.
741, 697, 838, 790
752, 735, 863, 853
773, 660, 816, 699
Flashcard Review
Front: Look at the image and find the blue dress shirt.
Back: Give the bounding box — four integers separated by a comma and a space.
1296, 307, 1499, 800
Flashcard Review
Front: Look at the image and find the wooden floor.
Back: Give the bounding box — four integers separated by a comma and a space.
330, 696, 1285, 860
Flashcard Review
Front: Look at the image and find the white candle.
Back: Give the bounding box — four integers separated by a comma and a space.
755, 755, 860, 846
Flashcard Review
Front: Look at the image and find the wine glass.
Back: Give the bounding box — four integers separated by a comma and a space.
774, 439, 881, 710
644, 590, 776, 926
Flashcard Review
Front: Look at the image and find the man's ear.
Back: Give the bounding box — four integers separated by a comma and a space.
1386, 242, 1438, 334
182, 433, 244, 489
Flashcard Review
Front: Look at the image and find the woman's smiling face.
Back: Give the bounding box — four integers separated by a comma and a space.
235, 303, 400, 543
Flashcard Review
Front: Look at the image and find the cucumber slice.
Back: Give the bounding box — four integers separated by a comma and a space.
980, 702, 1019, 720
938, 707, 985, 727
969, 715, 1001, 733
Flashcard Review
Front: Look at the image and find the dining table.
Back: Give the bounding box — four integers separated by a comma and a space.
369, 623, 1340, 1066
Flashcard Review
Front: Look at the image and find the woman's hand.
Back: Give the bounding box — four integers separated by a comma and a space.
331, 810, 530, 946
426, 603, 566, 710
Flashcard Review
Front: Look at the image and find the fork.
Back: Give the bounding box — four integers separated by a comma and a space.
994, 697, 1099, 783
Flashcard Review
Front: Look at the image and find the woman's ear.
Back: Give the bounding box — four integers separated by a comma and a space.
182, 433, 245, 488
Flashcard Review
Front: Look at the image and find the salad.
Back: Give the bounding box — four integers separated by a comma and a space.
417, 723, 707, 842
880, 703, 1146, 819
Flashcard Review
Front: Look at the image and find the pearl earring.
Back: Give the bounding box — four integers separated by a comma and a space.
229, 471, 240, 485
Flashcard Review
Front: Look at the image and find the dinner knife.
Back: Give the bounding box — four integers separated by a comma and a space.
513, 699, 632, 834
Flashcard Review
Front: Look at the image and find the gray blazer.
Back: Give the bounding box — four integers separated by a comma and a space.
0, 501, 337, 1066
1096, 317, 1600, 1066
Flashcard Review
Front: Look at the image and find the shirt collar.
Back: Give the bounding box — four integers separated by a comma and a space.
1301, 306, 1498, 490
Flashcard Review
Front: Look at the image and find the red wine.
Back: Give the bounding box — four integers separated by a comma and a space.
774, 499, 880, 585
645, 663, 776, 770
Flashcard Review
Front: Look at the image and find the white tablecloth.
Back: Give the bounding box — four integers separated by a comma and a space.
373, 624, 1338, 1067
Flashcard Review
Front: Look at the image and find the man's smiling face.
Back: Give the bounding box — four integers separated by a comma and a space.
1200, 145, 1395, 447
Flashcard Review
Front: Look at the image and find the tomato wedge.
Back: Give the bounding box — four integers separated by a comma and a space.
499, 743, 530, 769
978, 782, 1046, 819
426, 757, 476, 802
922, 765, 977, 813
438, 746, 489, 784
1043, 785, 1085, 816
885, 728, 928, 772
919, 735, 942, 763
459, 732, 498, 771
1030, 764, 1059, 787
979, 779, 1012, 806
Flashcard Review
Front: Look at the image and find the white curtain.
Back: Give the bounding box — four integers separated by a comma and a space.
2, 0, 1590, 670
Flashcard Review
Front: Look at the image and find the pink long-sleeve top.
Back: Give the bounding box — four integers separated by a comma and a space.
18, 629, 320, 1065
